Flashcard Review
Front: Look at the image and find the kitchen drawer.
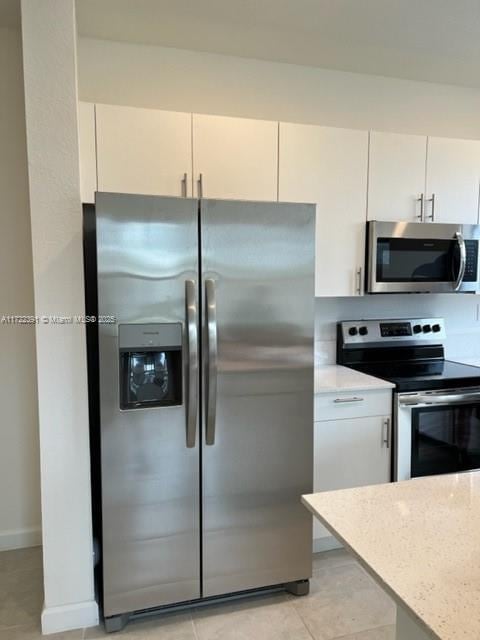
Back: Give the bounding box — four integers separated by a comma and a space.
314, 388, 392, 421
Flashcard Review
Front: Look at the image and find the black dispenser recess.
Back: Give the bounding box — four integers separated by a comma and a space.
119, 323, 182, 410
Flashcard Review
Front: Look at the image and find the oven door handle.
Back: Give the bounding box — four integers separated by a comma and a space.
453, 231, 466, 291
400, 392, 480, 407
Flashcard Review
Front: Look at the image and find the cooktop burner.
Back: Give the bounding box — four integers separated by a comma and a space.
337, 317, 480, 392
350, 359, 480, 392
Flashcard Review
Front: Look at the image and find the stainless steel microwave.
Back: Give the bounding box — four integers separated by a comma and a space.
366, 221, 480, 294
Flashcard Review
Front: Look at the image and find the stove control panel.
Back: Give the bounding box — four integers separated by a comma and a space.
339, 318, 446, 345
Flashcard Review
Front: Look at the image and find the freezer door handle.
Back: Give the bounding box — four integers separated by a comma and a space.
205, 279, 218, 445
185, 279, 198, 448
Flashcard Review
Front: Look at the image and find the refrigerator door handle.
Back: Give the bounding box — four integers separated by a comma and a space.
205, 279, 218, 445
185, 279, 198, 448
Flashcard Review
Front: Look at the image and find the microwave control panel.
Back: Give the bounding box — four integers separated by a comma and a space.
464, 240, 478, 282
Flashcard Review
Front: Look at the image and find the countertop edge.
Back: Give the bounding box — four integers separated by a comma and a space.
315, 364, 395, 395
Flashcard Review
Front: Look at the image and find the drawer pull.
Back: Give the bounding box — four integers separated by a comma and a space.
333, 396, 365, 404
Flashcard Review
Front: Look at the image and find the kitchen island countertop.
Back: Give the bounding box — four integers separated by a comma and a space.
303, 472, 480, 640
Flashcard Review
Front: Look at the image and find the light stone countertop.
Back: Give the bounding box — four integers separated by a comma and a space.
315, 364, 394, 394
303, 472, 480, 640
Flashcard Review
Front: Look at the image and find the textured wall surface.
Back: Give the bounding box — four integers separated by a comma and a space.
0, 26, 40, 551
21, 0, 97, 632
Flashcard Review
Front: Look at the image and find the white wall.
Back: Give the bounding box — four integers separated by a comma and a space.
77, 37, 480, 140
21, 0, 98, 633
0, 26, 40, 551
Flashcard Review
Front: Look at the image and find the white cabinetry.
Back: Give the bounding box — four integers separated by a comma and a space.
279, 123, 368, 296
425, 137, 480, 224
95, 104, 193, 197
368, 131, 480, 224
192, 114, 278, 201
78, 101, 97, 203
313, 388, 392, 550
367, 131, 427, 222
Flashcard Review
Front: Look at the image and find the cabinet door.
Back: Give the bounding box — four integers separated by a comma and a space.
313, 415, 391, 540
192, 114, 278, 201
426, 137, 480, 224
368, 131, 427, 222
96, 104, 192, 197
78, 102, 97, 203
279, 123, 368, 297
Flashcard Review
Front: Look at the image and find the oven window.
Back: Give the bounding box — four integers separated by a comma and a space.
411, 404, 480, 478
376, 238, 454, 282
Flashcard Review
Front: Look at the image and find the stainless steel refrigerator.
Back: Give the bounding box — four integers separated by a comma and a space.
87, 192, 315, 630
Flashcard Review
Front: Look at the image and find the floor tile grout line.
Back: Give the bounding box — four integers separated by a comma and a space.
285, 597, 316, 640
188, 609, 200, 640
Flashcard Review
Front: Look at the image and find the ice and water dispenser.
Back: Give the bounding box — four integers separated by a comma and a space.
119, 323, 182, 410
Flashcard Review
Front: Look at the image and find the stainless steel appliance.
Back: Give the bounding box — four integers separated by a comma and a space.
337, 318, 480, 481
366, 221, 480, 294
84, 193, 315, 631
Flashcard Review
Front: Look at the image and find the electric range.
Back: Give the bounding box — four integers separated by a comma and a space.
337, 317, 480, 480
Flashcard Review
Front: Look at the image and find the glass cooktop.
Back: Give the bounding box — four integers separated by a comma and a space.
350, 359, 480, 392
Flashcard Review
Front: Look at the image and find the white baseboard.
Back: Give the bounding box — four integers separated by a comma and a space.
313, 535, 343, 553
0, 526, 42, 551
41, 600, 99, 634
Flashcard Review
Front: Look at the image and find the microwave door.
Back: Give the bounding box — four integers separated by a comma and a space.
367, 221, 480, 294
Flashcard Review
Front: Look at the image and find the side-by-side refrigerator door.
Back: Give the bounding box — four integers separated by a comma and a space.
200, 199, 315, 597
95, 193, 200, 618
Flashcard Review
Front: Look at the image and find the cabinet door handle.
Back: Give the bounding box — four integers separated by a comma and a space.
197, 173, 203, 199
181, 173, 188, 198
356, 267, 363, 295
382, 417, 391, 448
333, 396, 364, 404
416, 193, 424, 221
426, 193, 435, 221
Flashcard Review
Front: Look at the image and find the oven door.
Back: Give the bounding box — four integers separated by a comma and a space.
395, 388, 480, 480
367, 221, 480, 293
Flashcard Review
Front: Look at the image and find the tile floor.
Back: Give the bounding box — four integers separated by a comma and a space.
0, 547, 396, 640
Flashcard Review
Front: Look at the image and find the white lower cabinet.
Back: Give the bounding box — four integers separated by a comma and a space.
313, 389, 392, 550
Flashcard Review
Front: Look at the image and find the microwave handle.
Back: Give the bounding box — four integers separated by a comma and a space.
453, 231, 466, 291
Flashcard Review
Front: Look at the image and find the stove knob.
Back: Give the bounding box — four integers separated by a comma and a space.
432, 324, 441, 333
413, 324, 422, 334
423, 324, 432, 333
359, 326, 368, 336
348, 327, 358, 336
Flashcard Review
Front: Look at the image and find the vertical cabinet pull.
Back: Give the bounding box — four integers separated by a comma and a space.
416, 193, 424, 221
382, 417, 391, 448
185, 280, 198, 448
426, 193, 435, 221
181, 173, 188, 198
356, 267, 363, 295
197, 173, 204, 199
205, 279, 218, 445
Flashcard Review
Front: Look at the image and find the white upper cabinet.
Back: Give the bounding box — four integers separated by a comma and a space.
279, 122, 368, 297
78, 102, 97, 203
425, 137, 480, 224
96, 104, 193, 197
192, 114, 278, 201
367, 131, 427, 222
